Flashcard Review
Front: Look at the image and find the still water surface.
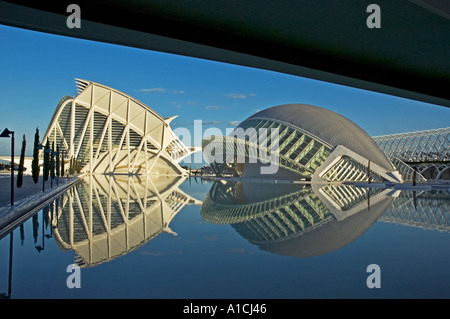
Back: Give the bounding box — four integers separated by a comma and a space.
1, 175, 449, 299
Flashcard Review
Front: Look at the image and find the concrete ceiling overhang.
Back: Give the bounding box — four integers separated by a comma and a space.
1, 0, 450, 108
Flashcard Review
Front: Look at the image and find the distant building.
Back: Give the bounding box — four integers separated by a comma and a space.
42, 79, 198, 175
202, 104, 403, 182
0, 157, 33, 174
373, 127, 450, 181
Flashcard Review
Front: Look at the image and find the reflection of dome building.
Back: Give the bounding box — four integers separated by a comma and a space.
202, 104, 403, 182
201, 181, 397, 257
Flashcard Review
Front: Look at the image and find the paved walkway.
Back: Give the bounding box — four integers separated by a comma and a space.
0, 174, 80, 238
0, 174, 68, 206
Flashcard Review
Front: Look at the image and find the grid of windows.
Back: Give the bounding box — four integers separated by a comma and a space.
321, 156, 384, 183
391, 157, 427, 182
201, 181, 333, 242
204, 181, 331, 223
42, 79, 192, 175
204, 118, 333, 179
320, 184, 383, 211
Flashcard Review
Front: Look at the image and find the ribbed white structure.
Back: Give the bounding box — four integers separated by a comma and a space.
42, 79, 197, 175
202, 103, 402, 182
249, 104, 395, 171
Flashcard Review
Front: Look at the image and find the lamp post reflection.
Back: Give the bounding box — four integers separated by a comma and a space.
0, 232, 13, 299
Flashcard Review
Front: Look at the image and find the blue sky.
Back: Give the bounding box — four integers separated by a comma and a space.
1, 24, 449, 158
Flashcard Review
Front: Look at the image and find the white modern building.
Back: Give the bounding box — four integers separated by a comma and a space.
373, 127, 450, 180
42, 79, 198, 175
202, 104, 403, 183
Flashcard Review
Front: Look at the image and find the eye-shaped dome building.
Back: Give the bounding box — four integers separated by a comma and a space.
202, 103, 403, 183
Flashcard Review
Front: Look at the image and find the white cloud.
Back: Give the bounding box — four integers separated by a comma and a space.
138, 87, 166, 93
224, 93, 247, 99
228, 121, 240, 126
205, 105, 224, 111
137, 88, 184, 94
202, 120, 224, 125
224, 93, 256, 99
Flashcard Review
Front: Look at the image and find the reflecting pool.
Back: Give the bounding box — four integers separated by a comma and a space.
1, 175, 449, 299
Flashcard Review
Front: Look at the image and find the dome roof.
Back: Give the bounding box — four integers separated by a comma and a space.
246, 104, 394, 171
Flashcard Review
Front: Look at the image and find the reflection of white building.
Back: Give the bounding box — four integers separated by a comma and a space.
42, 79, 197, 175
202, 104, 403, 182
52, 175, 202, 267
380, 190, 450, 231
201, 180, 397, 257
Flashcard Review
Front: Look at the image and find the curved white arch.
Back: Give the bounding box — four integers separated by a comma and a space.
43, 79, 196, 175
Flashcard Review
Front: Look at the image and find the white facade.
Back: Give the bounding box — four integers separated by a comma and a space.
42, 79, 196, 175
202, 104, 403, 183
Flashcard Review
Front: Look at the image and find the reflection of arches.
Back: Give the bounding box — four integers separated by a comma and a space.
380, 190, 450, 232
201, 181, 396, 257
51, 175, 202, 267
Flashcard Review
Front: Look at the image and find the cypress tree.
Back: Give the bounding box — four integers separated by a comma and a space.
56, 144, 60, 178
76, 159, 81, 173
17, 134, 26, 188
69, 156, 74, 175
51, 141, 55, 180
32, 127, 40, 183
60, 148, 65, 177
44, 141, 50, 181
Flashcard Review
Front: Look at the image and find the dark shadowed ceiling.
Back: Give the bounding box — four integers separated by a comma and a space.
1, 0, 449, 107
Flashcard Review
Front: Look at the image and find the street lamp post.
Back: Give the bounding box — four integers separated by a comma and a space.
1, 128, 15, 206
